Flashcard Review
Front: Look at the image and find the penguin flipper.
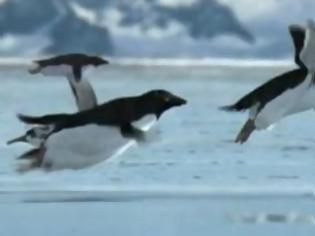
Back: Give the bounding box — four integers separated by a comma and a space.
68, 79, 79, 105
289, 25, 306, 68
17, 148, 43, 160
120, 123, 146, 142
235, 119, 255, 144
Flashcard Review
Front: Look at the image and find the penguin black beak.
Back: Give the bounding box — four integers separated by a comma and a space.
169, 95, 187, 107
7, 134, 27, 145
157, 96, 187, 119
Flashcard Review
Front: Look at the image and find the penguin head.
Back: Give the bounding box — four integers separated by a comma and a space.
141, 90, 187, 119
7, 126, 53, 147
91, 56, 109, 66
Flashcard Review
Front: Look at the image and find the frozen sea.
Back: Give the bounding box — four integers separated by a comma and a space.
0, 61, 315, 235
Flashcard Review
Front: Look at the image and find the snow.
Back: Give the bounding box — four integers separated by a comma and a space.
158, 0, 197, 8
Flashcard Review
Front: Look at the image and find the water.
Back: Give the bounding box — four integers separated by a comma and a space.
0, 64, 315, 235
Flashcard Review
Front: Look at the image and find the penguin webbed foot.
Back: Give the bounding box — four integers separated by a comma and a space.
120, 123, 147, 142
17, 148, 42, 160
16, 146, 46, 173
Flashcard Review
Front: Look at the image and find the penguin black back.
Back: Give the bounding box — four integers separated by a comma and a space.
18, 90, 187, 137
221, 68, 308, 112
35, 53, 108, 67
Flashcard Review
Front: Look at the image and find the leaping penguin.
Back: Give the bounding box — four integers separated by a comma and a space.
7, 53, 109, 148
29, 53, 108, 81
221, 21, 315, 144
13, 90, 187, 171
29, 53, 108, 111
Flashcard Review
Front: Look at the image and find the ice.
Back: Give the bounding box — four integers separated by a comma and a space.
1, 63, 314, 190
0, 63, 315, 235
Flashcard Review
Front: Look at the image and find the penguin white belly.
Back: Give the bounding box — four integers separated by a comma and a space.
300, 20, 315, 72
43, 125, 132, 170
74, 79, 97, 111
254, 75, 311, 130
286, 82, 315, 115
43, 116, 157, 170
66, 74, 97, 111
40, 65, 73, 77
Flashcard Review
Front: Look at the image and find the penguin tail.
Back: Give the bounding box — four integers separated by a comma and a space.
219, 104, 239, 112
219, 99, 252, 112
28, 66, 41, 74
18, 113, 69, 126
219, 102, 248, 112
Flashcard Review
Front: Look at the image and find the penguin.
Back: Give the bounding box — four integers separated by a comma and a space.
221, 22, 315, 144
12, 90, 187, 171
29, 53, 108, 81
7, 53, 109, 148
29, 53, 109, 111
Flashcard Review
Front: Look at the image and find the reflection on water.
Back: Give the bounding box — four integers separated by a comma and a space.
228, 212, 315, 224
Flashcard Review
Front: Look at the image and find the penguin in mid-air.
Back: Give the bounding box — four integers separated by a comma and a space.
29, 53, 109, 111
12, 90, 187, 171
7, 53, 109, 148
221, 20, 315, 144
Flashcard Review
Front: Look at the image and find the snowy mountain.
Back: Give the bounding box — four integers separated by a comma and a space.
0, 0, 313, 59
0, 0, 253, 57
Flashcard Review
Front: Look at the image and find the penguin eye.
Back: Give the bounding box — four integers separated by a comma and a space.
27, 130, 35, 137
164, 96, 171, 102
43, 126, 51, 131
